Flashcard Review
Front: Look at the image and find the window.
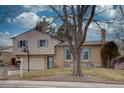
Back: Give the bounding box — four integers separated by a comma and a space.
18, 40, 27, 48
83, 51, 89, 59
80, 48, 92, 60
66, 49, 71, 59
40, 40, 46, 47
37, 40, 48, 47
64, 48, 71, 60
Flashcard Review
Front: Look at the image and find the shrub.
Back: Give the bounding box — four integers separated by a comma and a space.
101, 41, 119, 68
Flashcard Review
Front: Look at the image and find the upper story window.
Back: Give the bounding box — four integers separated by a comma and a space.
18, 40, 28, 48
37, 40, 48, 47
64, 48, 71, 60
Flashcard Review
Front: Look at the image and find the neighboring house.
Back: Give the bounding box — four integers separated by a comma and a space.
112, 56, 124, 70
114, 40, 124, 56
118, 43, 124, 56
0, 46, 14, 65
11, 30, 102, 71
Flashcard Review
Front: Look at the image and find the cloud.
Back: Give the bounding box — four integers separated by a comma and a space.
0, 32, 12, 46
13, 12, 39, 29
86, 21, 117, 41
23, 5, 50, 13
4, 31, 10, 35
96, 5, 117, 19
86, 23, 101, 41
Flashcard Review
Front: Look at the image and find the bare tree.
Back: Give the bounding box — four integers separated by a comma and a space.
49, 5, 96, 77
111, 6, 124, 47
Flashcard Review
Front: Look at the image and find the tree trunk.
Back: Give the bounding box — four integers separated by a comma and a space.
107, 57, 109, 68
107, 56, 111, 68
72, 49, 81, 77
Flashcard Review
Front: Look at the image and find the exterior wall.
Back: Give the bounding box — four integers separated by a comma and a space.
0, 52, 14, 64
18, 55, 47, 71
13, 31, 60, 55
15, 45, 102, 70
54, 45, 102, 68
91, 46, 102, 67
12, 30, 102, 70
119, 49, 124, 56
0, 52, 3, 60
54, 47, 64, 68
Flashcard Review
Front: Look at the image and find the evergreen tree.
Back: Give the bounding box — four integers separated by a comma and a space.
101, 41, 119, 68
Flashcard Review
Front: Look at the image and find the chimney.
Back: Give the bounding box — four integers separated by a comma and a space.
101, 28, 106, 45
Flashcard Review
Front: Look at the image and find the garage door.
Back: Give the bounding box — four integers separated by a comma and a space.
22, 57, 45, 70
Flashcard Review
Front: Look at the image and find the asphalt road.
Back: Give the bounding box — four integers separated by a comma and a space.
0, 80, 124, 88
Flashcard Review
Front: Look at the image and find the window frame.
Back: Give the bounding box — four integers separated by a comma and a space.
83, 51, 89, 60
80, 48, 92, 61
37, 39, 48, 48
40, 40, 46, 47
18, 40, 27, 48
66, 49, 71, 60
64, 48, 71, 60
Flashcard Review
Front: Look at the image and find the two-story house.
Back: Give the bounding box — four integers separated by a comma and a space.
11, 30, 102, 71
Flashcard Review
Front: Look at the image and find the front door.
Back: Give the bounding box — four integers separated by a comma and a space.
47, 56, 53, 69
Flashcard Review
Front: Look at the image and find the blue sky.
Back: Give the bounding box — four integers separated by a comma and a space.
0, 5, 122, 46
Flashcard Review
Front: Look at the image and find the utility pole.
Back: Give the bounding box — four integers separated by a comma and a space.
22, 47, 30, 72
27, 50, 30, 72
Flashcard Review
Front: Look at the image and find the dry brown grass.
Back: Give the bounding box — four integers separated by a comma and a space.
8, 67, 124, 81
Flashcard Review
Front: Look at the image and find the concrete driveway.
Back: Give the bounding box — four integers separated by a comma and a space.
0, 80, 124, 88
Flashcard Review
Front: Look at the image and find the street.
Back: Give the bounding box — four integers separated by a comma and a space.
0, 80, 124, 88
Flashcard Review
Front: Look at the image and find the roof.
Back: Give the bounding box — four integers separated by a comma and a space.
0, 46, 13, 52
56, 41, 102, 46
10, 29, 62, 41
112, 56, 124, 64
0, 46, 12, 50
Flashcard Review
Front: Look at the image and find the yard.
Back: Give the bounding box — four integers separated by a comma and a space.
8, 67, 124, 84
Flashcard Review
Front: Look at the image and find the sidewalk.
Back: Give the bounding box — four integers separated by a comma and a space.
8, 70, 27, 76
0, 80, 124, 88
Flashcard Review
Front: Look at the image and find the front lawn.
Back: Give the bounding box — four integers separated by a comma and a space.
8, 67, 124, 83
8, 68, 72, 80
83, 68, 124, 81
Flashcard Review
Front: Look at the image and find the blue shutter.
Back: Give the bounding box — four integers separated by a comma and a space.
17, 41, 20, 48
45, 40, 48, 47
64, 48, 67, 60
80, 49, 83, 61
37, 40, 40, 48
88, 48, 92, 60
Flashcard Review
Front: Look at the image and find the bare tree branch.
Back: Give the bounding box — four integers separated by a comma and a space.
82, 5, 96, 43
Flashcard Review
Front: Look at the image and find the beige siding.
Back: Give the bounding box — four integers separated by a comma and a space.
54, 45, 102, 68
12, 30, 102, 70
13, 31, 60, 55
54, 47, 64, 68
91, 46, 102, 67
